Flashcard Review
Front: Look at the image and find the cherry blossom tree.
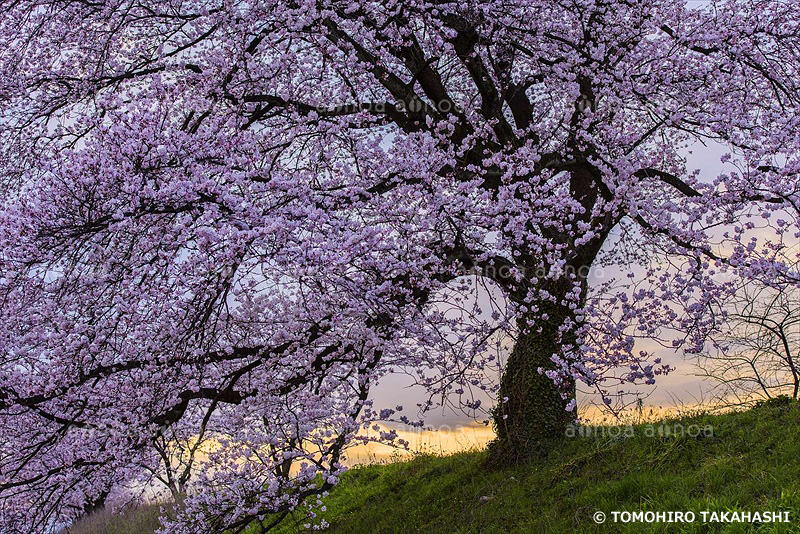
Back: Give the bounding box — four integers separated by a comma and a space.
0, 0, 798, 531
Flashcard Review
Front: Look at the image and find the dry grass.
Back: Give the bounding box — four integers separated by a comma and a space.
63, 502, 170, 534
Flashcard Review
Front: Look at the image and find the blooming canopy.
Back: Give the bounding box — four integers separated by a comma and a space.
0, 0, 798, 531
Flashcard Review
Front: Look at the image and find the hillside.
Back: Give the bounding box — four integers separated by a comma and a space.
72, 398, 800, 533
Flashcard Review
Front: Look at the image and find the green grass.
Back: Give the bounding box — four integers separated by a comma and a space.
257, 397, 800, 534
71, 398, 800, 533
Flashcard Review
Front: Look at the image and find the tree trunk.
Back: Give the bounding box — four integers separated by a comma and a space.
80, 489, 109, 518
489, 286, 578, 463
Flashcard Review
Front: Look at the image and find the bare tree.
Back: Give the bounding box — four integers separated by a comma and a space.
697, 279, 800, 406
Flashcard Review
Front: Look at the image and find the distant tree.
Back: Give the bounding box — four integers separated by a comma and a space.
140, 415, 211, 502
0, 0, 798, 532
697, 276, 800, 405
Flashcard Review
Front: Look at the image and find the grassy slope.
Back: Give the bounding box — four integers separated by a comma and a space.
70, 399, 800, 534
262, 398, 800, 534
68, 503, 166, 534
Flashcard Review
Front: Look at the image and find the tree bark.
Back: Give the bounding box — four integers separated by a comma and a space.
489, 283, 579, 463
80, 489, 109, 519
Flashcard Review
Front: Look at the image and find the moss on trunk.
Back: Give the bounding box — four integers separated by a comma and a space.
489, 296, 577, 464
